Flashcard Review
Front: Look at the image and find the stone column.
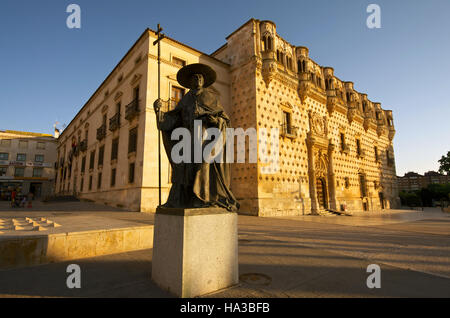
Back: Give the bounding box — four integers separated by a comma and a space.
327, 142, 337, 210
306, 136, 319, 215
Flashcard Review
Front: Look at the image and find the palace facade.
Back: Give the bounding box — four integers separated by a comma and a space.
55, 18, 399, 215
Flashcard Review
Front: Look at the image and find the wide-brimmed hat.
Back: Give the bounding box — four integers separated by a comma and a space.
176, 63, 216, 89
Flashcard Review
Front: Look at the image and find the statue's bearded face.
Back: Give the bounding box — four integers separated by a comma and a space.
190, 73, 204, 90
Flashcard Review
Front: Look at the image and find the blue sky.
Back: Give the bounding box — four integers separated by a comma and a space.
0, 0, 449, 175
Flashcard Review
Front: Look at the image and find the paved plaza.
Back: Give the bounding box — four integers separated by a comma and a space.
0, 201, 449, 297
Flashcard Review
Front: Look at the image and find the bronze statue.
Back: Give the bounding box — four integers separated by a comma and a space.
153, 63, 239, 212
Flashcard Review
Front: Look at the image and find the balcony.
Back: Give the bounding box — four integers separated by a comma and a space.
79, 139, 87, 152
96, 124, 106, 141
280, 124, 298, 139
109, 113, 120, 132
125, 98, 140, 121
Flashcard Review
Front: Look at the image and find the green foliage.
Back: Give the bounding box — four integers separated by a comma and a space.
401, 183, 450, 207
438, 151, 450, 175
399, 191, 421, 207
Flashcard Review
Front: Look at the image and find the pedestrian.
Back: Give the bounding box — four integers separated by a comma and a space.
27, 192, 33, 208
11, 189, 17, 208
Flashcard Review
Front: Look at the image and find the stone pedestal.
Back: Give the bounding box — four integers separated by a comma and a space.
151, 207, 239, 298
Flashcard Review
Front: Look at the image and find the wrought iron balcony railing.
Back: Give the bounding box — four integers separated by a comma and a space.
109, 113, 120, 132
96, 124, 106, 141
125, 98, 140, 121
79, 139, 87, 152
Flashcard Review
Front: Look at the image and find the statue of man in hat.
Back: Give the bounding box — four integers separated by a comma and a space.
153, 63, 239, 212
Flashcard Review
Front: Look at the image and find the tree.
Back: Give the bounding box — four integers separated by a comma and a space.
438, 151, 450, 175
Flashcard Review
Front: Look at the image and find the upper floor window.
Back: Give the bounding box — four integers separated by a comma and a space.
356, 139, 362, 156
89, 150, 95, 170
35, 154, 44, 162
19, 140, 28, 149
340, 133, 346, 151
81, 156, 86, 173
111, 138, 119, 161
0, 167, 7, 176
98, 145, 105, 167
172, 57, 186, 67
262, 35, 273, 51
171, 86, 185, 109
0, 139, 11, 147
133, 85, 140, 101
36, 142, 45, 150
0, 153, 8, 160
17, 153, 26, 161
128, 127, 138, 153
298, 60, 306, 73
14, 167, 25, 177
33, 168, 43, 178
374, 146, 379, 161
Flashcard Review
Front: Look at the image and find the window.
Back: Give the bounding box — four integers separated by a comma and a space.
35, 154, 44, 162
374, 146, 379, 161
97, 172, 102, 189
359, 174, 367, 197
89, 150, 95, 170
282, 111, 292, 134
111, 168, 116, 187
17, 153, 26, 161
356, 139, 361, 156
129, 162, 135, 183
0, 153, 8, 160
111, 138, 119, 160
171, 86, 185, 109
81, 156, 86, 172
172, 57, 186, 67
36, 142, 45, 150
0, 139, 11, 147
128, 127, 137, 153
297, 60, 306, 73
0, 167, 7, 176
98, 145, 104, 167
116, 102, 121, 114
133, 86, 140, 101
80, 177, 84, 192
33, 168, 43, 177
15, 167, 25, 177
19, 140, 28, 149
340, 133, 346, 151
89, 175, 93, 190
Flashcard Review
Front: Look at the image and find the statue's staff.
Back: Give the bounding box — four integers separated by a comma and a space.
153, 24, 164, 206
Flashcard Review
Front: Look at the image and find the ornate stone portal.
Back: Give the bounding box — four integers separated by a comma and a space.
306, 111, 337, 214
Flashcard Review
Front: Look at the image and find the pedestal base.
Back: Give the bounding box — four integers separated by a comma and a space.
151, 207, 239, 298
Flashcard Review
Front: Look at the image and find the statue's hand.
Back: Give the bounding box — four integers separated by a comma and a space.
153, 99, 162, 112
206, 115, 219, 126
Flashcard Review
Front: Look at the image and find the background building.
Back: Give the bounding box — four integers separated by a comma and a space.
398, 171, 450, 192
0, 130, 57, 200
56, 19, 400, 215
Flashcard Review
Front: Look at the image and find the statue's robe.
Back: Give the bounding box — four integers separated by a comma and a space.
158, 87, 239, 212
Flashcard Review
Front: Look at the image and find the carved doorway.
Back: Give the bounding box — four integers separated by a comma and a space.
316, 177, 328, 209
